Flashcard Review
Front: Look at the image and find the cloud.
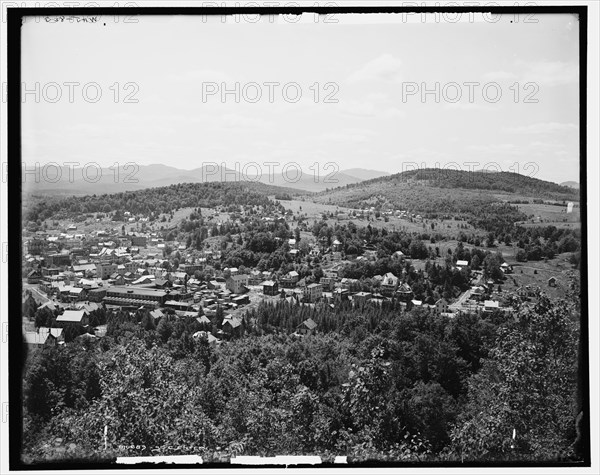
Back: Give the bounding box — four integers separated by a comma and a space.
320, 128, 376, 144
347, 54, 403, 84
505, 122, 577, 134
336, 93, 405, 119
467, 143, 518, 154
481, 70, 519, 82
337, 99, 405, 118
520, 60, 578, 87
400, 147, 452, 162
218, 113, 271, 129
381, 107, 406, 118
167, 69, 233, 84
480, 61, 577, 89
444, 102, 497, 111
335, 98, 377, 117
528, 140, 567, 150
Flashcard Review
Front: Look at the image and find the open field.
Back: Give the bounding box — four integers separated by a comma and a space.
282, 198, 482, 237
515, 203, 580, 225
494, 250, 577, 300
275, 199, 354, 219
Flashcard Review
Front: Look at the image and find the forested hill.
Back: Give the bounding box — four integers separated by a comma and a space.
320, 169, 579, 201
24, 181, 302, 223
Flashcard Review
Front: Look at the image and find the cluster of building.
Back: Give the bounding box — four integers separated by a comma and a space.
24, 218, 519, 348
326, 207, 422, 222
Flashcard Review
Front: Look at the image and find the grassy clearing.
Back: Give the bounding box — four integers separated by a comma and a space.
515, 202, 580, 223
502, 254, 577, 300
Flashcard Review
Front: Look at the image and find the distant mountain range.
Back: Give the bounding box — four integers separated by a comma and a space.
341, 168, 391, 181
22, 162, 576, 198
560, 181, 579, 190
23, 163, 390, 195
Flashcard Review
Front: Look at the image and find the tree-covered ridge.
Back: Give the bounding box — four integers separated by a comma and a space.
311, 168, 579, 234
324, 169, 579, 201
24, 181, 302, 222
22, 280, 582, 463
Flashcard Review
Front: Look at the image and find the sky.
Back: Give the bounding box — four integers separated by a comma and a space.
21, 11, 581, 184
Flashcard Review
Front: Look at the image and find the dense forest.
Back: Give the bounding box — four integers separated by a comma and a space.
333, 169, 579, 200
22, 278, 582, 464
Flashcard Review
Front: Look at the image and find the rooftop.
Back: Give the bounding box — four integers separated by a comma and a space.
107, 286, 168, 297
57, 310, 88, 323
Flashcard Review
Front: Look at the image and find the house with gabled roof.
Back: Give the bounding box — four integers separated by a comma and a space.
196, 315, 211, 326
395, 282, 413, 302
192, 330, 219, 346
434, 298, 449, 314
297, 318, 317, 335
23, 327, 64, 348
56, 309, 89, 326
221, 315, 245, 338
381, 272, 399, 295
149, 309, 165, 321
27, 269, 42, 284
154, 278, 172, 289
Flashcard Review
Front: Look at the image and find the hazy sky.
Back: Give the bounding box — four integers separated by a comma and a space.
21, 12, 580, 183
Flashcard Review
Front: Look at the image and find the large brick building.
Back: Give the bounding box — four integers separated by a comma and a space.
103, 286, 169, 307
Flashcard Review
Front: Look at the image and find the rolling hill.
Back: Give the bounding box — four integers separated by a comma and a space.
23, 180, 305, 223
355, 169, 579, 197
310, 169, 580, 231
314, 169, 579, 203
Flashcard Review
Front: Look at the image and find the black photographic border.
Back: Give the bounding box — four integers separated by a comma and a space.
6, 4, 590, 471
